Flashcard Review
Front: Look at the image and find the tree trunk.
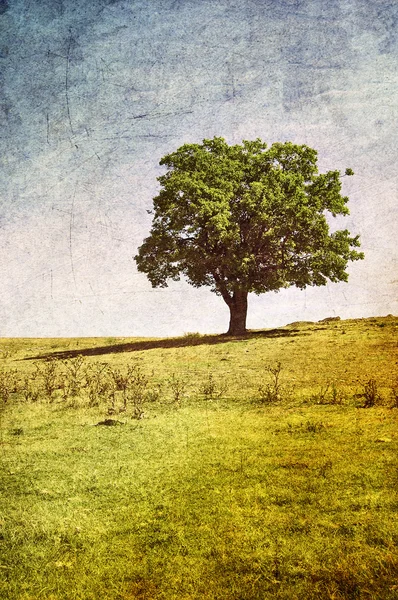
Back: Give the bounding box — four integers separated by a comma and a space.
226, 290, 248, 336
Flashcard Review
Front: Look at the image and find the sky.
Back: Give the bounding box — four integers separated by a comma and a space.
0, 0, 397, 337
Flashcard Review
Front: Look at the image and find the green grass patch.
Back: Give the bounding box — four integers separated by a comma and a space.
0, 316, 397, 598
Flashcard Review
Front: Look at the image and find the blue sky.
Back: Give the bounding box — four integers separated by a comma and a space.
0, 0, 397, 336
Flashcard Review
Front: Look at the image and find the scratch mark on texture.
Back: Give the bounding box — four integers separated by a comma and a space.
89, 282, 104, 315
69, 182, 77, 289
65, 28, 74, 135
46, 112, 50, 144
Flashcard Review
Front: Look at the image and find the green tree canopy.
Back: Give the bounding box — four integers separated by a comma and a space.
135, 137, 364, 335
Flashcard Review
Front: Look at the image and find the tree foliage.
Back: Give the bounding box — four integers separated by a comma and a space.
135, 137, 364, 334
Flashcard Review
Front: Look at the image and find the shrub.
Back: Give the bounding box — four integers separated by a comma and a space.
200, 372, 227, 401
61, 356, 87, 402
33, 359, 61, 401
86, 362, 113, 407
0, 368, 19, 404
311, 381, 344, 405
257, 362, 292, 404
361, 378, 383, 408
183, 332, 202, 340
123, 362, 149, 418
145, 383, 163, 403
389, 379, 398, 408
168, 374, 187, 407
21, 376, 40, 403
304, 420, 326, 433
0, 368, 20, 440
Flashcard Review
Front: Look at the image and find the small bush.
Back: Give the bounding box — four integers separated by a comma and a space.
388, 376, 398, 408
183, 331, 202, 340
61, 356, 87, 402
0, 368, 19, 404
86, 362, 113, 407
361, 378, 383, 408
0, 369, 19, 439
200, 372, 227, 401
257, 362, 292, 404
168, 374, 187, 407
145, 383, 163, 403
123, 362, 149, 417
311, 382, 344, 405
102, 361, 152, 417
22, 376, 40, 403
304, 419, 326, 433
33, 359, 61, 401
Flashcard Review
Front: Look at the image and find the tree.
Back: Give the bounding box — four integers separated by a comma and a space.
134, 137, 364, 336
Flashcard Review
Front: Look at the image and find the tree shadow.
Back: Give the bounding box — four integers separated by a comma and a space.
25, 328, 304, 361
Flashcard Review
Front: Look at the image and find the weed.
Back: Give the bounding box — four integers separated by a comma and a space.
124, 362, 149, 417
319, 459, 333, 478
286, 420, 326, 434
311, 381, 344, 405
10, 427, 24, 436
146, 383, 163, 403
360, 378, 383, 408
168, 373, 187, 407
330, 382, 344, 405
61, 356, 87, 402
183, 331, 202, 340
257, 361, 292, 404
0, 369, 20, 445
111, 366, 129, 393
99, 361, 152, 417
131, 404, 145, 420
304, 419, 326, 433
86, 362, 113, 407
0, 368, 18, 404
200, 372, 227, 401
34, 359, 61, 401
389, 378, 398, 408
21, 376, 40, 403
311, 382, 330, 404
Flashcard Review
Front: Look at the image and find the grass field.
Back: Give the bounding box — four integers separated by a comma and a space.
0, 316, 397, 599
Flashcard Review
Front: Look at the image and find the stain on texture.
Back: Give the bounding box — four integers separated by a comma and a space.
0, 0, 397, 336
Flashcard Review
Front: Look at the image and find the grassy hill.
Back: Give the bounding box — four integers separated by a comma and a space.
0, 316, 397, 599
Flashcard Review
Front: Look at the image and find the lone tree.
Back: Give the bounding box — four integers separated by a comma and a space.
135, 137, 364, 335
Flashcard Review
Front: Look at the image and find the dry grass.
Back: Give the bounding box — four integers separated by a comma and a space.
0, 315, 397, 599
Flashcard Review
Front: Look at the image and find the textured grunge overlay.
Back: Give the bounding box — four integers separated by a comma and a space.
0, 0, 397, 336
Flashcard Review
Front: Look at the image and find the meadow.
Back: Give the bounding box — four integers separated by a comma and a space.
0, 316, 397, 599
